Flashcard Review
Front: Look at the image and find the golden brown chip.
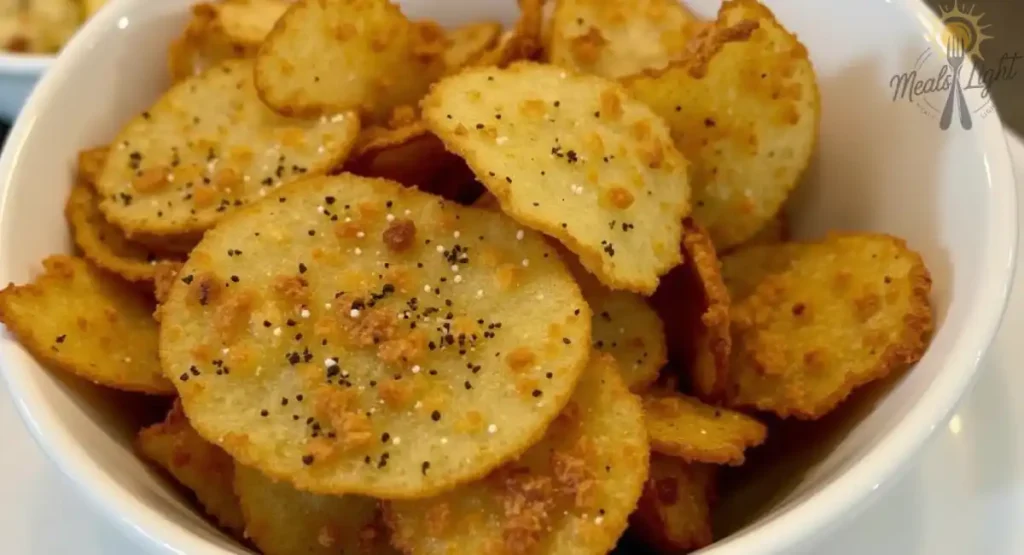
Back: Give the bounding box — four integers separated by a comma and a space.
472, 0, 545, 68
444, 21, 503, 72
168, 0, 290, 81
623, 0, 820, 250
630, 455, 715, 552
562, 252, 666, 392
137, 402, 245, 536
386, 352, 648, 555
422, 62, 691, 294
642, 391, 765, 465
66, 182, 184, 283
77, 145, 109, 185
0, 255, 173, 394
160, 174, 591, 499
548, 0, 700, 79
254, 0, 446, 123
97, 59, 359, 237
234, 463, 398, 555
728, 233, 933, 419
651, 219, 730, 400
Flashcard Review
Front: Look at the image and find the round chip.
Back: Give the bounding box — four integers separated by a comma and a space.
234, 463, 398, 555
254, 0, 446, 123
728, 233, 934, 419
97, 59, 360, 237
444, 21, 503, 72
651, 218, 730, 400
623, 0, 820, 250
642, 391, 766, 465
66, 182, 184, 283
422, 62, 691, 294
159, 173, 591, 498
629, 454, 715, 552
0, 255, 173, 394
168, 0, 290, 81
548, 0, 700, 79
138, 402, 245, 537
386, 352, 649, 555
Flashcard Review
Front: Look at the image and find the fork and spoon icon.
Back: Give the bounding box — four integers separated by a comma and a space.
940, 35, 973, 130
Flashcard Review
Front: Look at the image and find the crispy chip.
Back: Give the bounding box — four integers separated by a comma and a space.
386, 352, 648, 555
548, 0, 700, 79
169, 0, 290, 81
651, 219, 730, 400
97, 59, 359, 236
728, 233, 933, 419
77, 145, 109, 184
630, 455, 715, 552
254, 0, 446, 123
234, 463, 398, 555
0, 255, 173, 394
422, 62, 691, 294
562, 253, 666, 392
138, 402, 245, 536
472, 0, 545, 68
160, 174, 591, 498
623, 0, 820, 250
444, 21, 503, 72
643, 391, 766, 465
66, 182, 184, 283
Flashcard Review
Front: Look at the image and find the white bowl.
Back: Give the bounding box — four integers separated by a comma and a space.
0, 54, 51, 122
0, 0, 1016, 553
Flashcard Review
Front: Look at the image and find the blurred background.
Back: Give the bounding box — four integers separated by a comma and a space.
925, 0, 1023, 134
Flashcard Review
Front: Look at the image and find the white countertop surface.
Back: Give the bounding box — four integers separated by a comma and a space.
2, 135, 1023, 554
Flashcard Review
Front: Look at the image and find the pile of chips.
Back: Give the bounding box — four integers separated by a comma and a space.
0, 0, 933, 553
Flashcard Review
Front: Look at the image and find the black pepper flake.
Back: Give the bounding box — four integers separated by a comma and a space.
431, 410, 441, 421
464, 381, 472, 390
532, 389, 543, 397
230, 275, 240, 283
574, 309, 581, 316
421, 461, 430, 475
302, 455, 315, 466
179, 373, 189, 382
381, 432, 390, 443
286, 318, 297, 326
562, 337, 571, 345
55, 334, 66, 344
546, 372, 554, 379
281, 397, 289, 406
298, 263, 308, 274
505, 176, 512, 184
260, 409, 269, 417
